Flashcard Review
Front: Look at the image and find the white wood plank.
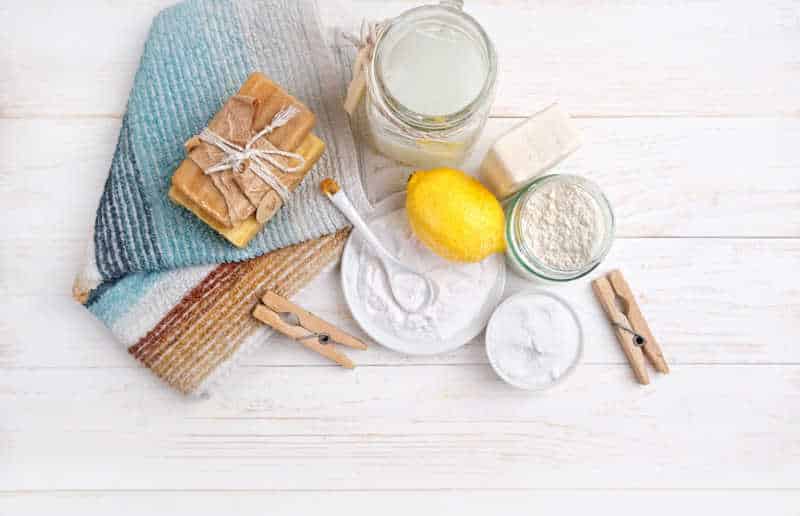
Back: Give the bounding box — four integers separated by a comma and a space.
0, 0, 174, 118
0, 118, 118, 240
2, 365, 799, 490
473, 117, 800, 238
2, 238, 799, 368
2, 490, 799, 516
4, 117, 799, 241
2, 1, 798, 117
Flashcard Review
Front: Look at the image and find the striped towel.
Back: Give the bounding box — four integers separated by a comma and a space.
73, 0, 371, 395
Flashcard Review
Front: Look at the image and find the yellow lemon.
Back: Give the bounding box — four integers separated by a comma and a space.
406, 168, 506, 262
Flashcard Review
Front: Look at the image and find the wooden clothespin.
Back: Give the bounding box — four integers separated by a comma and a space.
591, 270, 668, 385
252, 291, 367, 368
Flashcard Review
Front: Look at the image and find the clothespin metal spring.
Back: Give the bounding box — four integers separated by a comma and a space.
612, 322, 646, 347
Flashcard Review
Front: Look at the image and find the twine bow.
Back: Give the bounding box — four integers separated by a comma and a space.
198, 105, 305, 202
343, 20, 385, 116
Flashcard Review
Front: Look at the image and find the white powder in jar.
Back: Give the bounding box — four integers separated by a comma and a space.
519, 179, 605, 271
355, 209, 501, 342
486, 291, 582, 390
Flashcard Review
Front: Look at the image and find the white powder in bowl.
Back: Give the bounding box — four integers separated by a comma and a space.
486, 291, 582, 390
355, 209, 500, 342
519, 179, 606, 271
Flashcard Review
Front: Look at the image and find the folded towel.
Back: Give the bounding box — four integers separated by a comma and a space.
74, 0, 371, 395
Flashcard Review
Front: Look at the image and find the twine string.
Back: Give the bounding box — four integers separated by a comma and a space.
199, 105, 305, 203
343, 20, 385, 116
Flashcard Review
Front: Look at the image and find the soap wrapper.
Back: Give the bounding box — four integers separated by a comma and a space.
170, 72, 324, 248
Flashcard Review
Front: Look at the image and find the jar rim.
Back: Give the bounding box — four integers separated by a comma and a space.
369, 4, 497, 131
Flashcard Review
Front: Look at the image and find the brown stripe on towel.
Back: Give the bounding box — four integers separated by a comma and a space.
138, 235, 309, 380
155, 241, 302, 388
128, 229, 351, 394
128, 263, 244, 361
183, 229, 351, 390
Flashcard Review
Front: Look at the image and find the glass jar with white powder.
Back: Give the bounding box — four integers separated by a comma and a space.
365, 1, 497, 168
505, 175, 615, 282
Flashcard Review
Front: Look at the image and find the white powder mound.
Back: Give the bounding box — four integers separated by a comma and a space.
519, 180, 605, 271
486, 292, 581, 390
355, 209, 499, 342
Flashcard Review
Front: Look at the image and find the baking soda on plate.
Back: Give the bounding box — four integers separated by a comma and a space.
355, 209, 499, 342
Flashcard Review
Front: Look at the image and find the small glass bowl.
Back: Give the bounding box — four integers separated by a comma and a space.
485, 290, 584, 391
504, 174, 615, 282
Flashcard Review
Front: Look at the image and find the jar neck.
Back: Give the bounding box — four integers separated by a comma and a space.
367, 4, 496, 132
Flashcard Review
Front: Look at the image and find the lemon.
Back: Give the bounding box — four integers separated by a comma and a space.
406, 168, 506, 262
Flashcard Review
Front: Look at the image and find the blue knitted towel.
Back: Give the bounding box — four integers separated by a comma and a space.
74, 0, 371, 394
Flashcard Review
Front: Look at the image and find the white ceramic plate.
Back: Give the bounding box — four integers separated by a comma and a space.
341, 193, 506, 355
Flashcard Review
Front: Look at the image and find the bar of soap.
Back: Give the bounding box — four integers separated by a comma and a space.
169, 72, 324, 248
479, 103, 581, 200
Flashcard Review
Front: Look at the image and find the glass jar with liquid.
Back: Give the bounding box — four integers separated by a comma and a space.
365, 1, 497, 168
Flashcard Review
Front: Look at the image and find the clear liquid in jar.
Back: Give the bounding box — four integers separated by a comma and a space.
380, 20, 488, 116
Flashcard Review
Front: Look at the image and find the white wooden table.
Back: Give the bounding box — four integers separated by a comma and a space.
2, 1, 799, 513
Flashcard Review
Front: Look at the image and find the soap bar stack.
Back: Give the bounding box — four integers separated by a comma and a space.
170, 72, 325, 248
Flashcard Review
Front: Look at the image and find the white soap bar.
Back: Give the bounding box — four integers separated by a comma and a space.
479, 103, 581, 199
